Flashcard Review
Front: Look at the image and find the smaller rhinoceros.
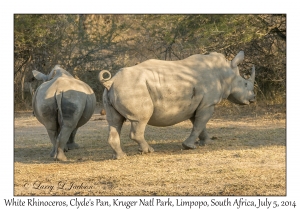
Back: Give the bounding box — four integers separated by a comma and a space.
32, 65, 96, 161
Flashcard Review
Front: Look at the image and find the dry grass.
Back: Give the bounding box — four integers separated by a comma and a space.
14, 103, 286, 196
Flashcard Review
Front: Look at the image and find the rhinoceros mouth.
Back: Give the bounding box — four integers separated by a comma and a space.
227, 95, 251, 105
242, 100, 256, 105
228, 97, 255, 105
249, 99, 256, 103
249, 95, 256, 103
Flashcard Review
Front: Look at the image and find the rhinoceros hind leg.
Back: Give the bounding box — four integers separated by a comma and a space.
105, 100, 127, 159
55, 147, 67, 161
50, 148, 56, 157
67, 142, 79, 150
54, 126, 74, 161
63, 145, 68, 152
108, 124, 127, 159
67, 128, 79, 150
138, 146, 154, 153
130, 121, 154, 153
112, 152, 127, 160
46, 129, 58, 157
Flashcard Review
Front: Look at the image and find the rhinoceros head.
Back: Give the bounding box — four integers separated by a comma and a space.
32, 65, 72, 82
227, 51, 256, 105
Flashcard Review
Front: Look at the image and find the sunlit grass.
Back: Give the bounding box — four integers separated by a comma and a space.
14, 105, 286, 196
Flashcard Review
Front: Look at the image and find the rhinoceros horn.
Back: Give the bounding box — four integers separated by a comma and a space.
231, 51, 244, 71
47, 65, 61, 80
249, 65, 255, 82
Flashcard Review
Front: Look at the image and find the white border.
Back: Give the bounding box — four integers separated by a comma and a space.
2, 1, 298, 209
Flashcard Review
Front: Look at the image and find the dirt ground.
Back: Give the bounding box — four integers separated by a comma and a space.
14, 103, 286, 196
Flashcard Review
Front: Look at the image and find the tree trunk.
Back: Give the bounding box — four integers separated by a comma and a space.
20, 54, 32, 100
21, 73, 25, 100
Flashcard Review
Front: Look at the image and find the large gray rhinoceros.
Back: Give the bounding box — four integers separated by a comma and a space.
32, 65, 96, 161
99, 51, 255, 159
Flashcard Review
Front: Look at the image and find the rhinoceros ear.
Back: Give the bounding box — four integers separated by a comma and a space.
231, 51, 244, 69
47, 65, 61, 80
32, 70, 48, 82
48, 69, 57, 80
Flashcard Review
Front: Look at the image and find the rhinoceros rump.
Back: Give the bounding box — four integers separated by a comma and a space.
32, 65, 96, 161
99, 51, 255, 159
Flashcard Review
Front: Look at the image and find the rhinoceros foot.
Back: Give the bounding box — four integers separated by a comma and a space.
198, 139, 214, 146
182, 142, 197, 150
64, 145, 68, 152
55, 154, 67, 161
50, 149, 56, 157
112, 152, 127, 160
55, 149, 68, 161
67, 142, 79, 150
138, 145, 154, 153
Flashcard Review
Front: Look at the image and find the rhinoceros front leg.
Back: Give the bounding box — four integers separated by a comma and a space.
67, 128, 79, 150
182, 106, 214, 149
198, 127, 214, 146
130, 121, 154, 153
190, 117, 210, 140
189, 118, 213, 146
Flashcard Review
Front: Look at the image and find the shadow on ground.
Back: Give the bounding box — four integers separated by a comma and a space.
14, 109, 286, 164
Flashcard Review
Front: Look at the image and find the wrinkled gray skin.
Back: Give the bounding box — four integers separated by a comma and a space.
99, 51, 255, 159
32, 65, 96, 161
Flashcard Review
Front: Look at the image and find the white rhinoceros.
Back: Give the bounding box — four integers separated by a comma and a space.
32, 65, 96, 161
99, 51, 255, 159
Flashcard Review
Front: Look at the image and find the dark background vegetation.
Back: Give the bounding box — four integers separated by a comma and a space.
14, 14, 286, 110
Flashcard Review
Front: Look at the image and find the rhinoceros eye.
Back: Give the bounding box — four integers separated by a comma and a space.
245, 82, 248, 87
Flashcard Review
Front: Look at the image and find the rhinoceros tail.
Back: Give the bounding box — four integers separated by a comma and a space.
54, 91, 64, 155
55, 91, 64, 126
99, 70, 113, 90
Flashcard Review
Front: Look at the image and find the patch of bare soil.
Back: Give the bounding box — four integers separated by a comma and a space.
14, 103, 286, 196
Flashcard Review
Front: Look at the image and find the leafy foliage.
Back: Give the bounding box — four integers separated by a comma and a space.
14, 14, 286, 109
